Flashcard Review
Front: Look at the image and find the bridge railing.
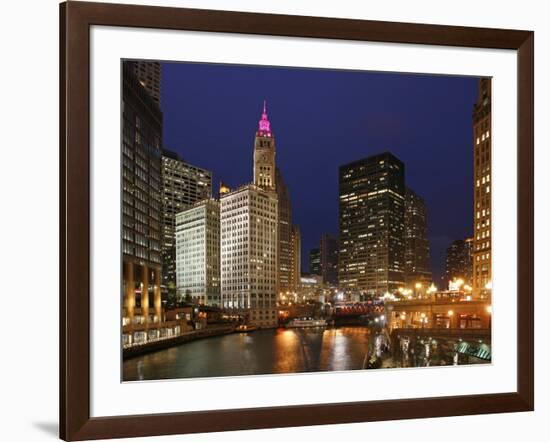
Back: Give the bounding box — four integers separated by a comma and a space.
391, 327, 491, 339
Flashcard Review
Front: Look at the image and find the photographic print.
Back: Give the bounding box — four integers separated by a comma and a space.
121, 60, 492, 382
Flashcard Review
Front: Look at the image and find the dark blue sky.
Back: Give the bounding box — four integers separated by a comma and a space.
161, 62, 478, 284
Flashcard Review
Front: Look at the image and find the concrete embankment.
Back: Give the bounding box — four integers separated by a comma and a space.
123, 325, 235, 359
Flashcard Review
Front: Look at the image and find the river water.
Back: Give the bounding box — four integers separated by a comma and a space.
123, 326, 372, 381
122, 325, 489, 381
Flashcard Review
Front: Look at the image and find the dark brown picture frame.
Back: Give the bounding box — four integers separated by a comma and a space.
60, 1, 534, 440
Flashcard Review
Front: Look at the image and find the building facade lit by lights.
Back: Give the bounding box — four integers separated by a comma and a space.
175, 199, 220, 306
290, 225, 302, 291
472, 78, 492, 297
220, 184, 278, 327
275, 168, 293, 294
339, 152, 406, 297
253, 100, 276, 190
121, 62, 163, 346
445, 238, 473, 288
252, 101, 298, 298
404, 187, 432, 286
161, 149, 212, 297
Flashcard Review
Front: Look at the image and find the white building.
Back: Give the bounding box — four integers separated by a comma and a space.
161, 150, 212, 291
220, 184, 278, 327
175, 199, 220, 306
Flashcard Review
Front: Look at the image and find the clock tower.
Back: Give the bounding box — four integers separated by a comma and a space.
253, 100, 276, 190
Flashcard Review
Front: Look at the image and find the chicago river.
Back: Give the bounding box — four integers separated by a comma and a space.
123, 325, 489, 381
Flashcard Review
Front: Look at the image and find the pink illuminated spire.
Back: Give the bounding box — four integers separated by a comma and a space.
258, 99, 271, 136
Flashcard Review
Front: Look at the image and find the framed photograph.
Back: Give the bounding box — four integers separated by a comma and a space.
60, 1, 534, 440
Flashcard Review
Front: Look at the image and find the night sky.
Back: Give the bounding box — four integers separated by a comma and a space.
160, 62, 479, 284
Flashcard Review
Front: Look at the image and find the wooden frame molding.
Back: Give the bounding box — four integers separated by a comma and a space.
60, 1, 534, 440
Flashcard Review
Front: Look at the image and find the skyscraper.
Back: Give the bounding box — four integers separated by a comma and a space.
472, 78, 492, 297
290, 225, 302, 291
339, 152, 406, 296
320, 234, 339, 286
161, 149, 212, 296
132, 61, 162, 106
121, 62, 163, 346
309, 248, 321, 276
403, 187, 432, 286
253, 100, 276, 190
445, 238, 473, 288
220, 185, 278, 327
252, 102, 294, 297
275, 168, 293, 295
175, 199, 220, 306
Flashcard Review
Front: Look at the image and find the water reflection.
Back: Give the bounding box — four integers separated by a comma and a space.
123, 326, 371, 381
122, 326, 489, 381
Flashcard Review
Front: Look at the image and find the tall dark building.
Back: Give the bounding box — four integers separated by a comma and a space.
445, 238, 473, 288
161, 149, 212, 297
339, 152, 406, 296
122, 62, 163, 346
290, 225, 302, 291
276, 167, 293, 294
309, 248, 321, 276
320, 234, 339, 286
132, 61, 162, 106
404, 187, 432, 286
472, 78, 492, 297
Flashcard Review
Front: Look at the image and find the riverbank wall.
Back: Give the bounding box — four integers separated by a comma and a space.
123, 325, 235, 360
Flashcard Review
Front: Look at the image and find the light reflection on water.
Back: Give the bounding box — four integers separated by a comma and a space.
123, 326, 371, 381
123, 326, 489, 381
